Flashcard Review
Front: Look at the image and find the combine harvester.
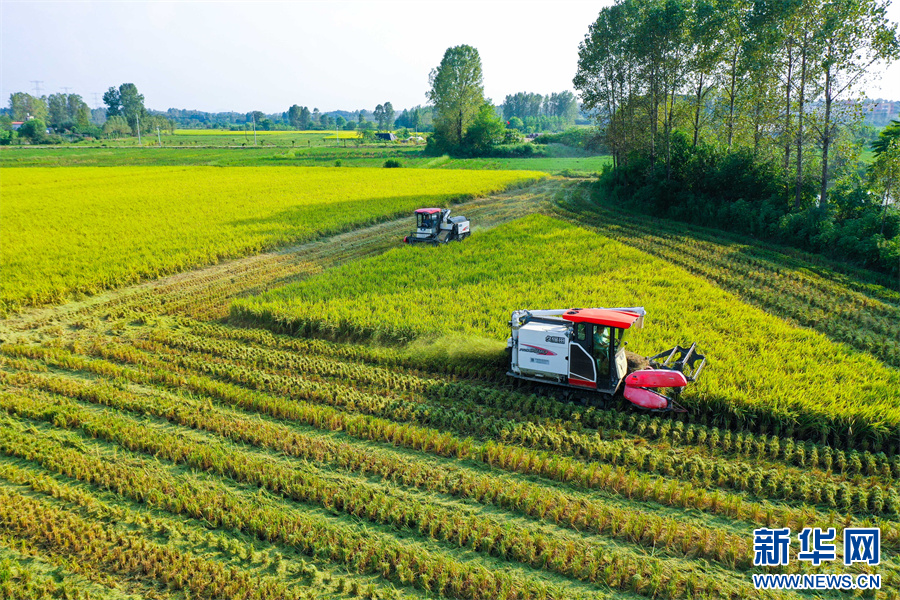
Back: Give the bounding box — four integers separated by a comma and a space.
403, 208, 470, 245
507, 308, 705, 412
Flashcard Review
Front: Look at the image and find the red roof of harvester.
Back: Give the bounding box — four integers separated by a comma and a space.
415, 208, 441, 214
562, 308, 641, 329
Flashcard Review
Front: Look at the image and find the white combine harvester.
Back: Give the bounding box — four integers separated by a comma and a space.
507, 307, 705, 412
403, 208, 470, 245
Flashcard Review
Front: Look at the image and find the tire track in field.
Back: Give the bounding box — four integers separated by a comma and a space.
0, 178, 566, 344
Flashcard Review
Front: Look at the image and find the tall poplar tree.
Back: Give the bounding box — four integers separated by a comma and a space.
427, 45, 486, 150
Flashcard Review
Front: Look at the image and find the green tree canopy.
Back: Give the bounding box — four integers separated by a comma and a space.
287, 104, 304, 129
427, 45, 486, 150
104, 84, 146, 134
102, 115, 130, 139
872, 119, 900, 156
9, 93, 48, 122
462, 103, 505, 154
18, 118, 46, 143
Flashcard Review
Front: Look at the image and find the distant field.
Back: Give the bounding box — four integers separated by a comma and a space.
171, 129, 361, 136
0, 145, 612, 174
0, 166, 542, 314
8, 129, 379, 149
235, 214, 900, 448
0, 146, 422, 168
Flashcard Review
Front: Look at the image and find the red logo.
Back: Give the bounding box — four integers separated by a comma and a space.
521, 344, 556, 356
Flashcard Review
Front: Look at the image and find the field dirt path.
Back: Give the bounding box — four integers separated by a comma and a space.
0, 177, 572, 344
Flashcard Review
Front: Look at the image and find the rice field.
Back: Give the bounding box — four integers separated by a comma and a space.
234, 214, 900, 449
0, 178, 897, 600
0, 166, 541, 314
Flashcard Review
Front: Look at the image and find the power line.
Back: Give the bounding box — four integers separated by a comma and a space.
29, 80, 43, 96
92, 93, 102, 108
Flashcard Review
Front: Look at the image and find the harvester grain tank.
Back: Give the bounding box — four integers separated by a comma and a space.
507, 308, 705, 411
403, 208, 470, 245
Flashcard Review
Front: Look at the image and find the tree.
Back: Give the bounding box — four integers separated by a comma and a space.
103, 87, 121, 117
119, 84, 145, 132
104, 83, 146, 134
102, 115, 130, 139
872, 119, 900, 155
359, 128, 376, 144
9, 92, 48, 121
395, 107, 423, 131
869, 137, 900, 232
373, 103, 396, 131
502, 92, 545, 121
462, 103, 505, 154
686, 0, 727, 146
68, 95, 91, 129
300, 106, 311, 130
427, 45, 486, 150
547, 91, 578, 125
18, 118, 46, 143
288, 104, 303, 129
507, 116, 524, 131
812, 0, 899, 206
383, 102, 394, 130
0, 116, 16, 145
48, 93, 70, 130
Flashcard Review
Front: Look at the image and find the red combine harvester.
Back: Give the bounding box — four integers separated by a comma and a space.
403, 208, 470, 245
506, 308, 705, 411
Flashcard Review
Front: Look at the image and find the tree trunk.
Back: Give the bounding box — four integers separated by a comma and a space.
666, 81, 676, 181
819, 66, 832, 208
727, 49, 739, 147
753, 95, 762, 153
649, 67, 658, 163
692, 74, 703, 147
783, 37, 794, 174
794, 34, 808, 210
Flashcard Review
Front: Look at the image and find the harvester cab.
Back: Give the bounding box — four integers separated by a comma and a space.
403, 208, 470, 245
507, 308, 706, 412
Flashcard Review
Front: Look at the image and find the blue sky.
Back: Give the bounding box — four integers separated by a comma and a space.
2, 0, 898, 114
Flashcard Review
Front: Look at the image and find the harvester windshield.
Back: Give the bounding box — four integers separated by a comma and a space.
417, 213, 433, 229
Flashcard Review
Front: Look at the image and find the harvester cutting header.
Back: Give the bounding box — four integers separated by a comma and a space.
507, 307, 706, 412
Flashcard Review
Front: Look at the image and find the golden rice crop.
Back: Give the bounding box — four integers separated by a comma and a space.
0, 166, 542, 314
235, 214, 900, 447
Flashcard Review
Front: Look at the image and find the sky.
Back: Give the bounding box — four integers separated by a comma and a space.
2, 0, 899, 115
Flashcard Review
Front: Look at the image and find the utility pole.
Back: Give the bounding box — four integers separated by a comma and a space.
30, 80, 43, 97
92, 93, 102, 108
252, 114, 257, 145
136, 114, 142, 146
157, 126, 162, 147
